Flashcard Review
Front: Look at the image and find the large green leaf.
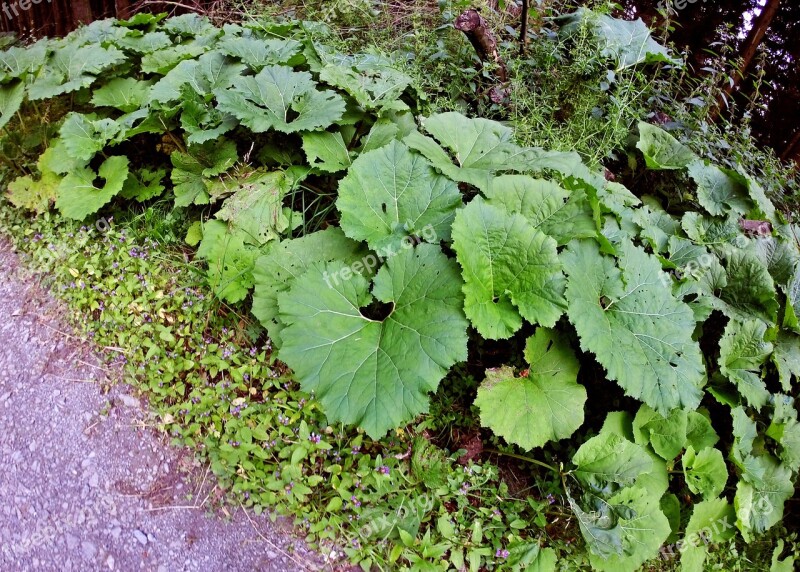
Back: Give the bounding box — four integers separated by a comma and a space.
682, 446, 728, 499
27, 43, 126, 100
557, 8, 680, 69
404, 112, 593, 192
687, 160, 751, 216
278, 244, 469, 437
170, 139, 239, 206
55, 156, 130, 220
302, 130, 352, 173
91, 77, 153, 112
569, 485, 670, 572
632, 404, 688, 460
336, 140, 461, 251
636, 122, 696, 170
150, 50, 246, 104
0, 80, 24, 131
767, 397, 800, 472
563, 240, 705, 414
772, 330, 800, 392
195, 219, 258, 303
718, 318, 773, 409
484, 175, 597, 245
251, 228, 367, 347
717, 248, 779, 325
572, 431, 653, 489
0, 40, 48, 82
6, 147, 62, 213
217, 35, 302, 70
474, 329, 585, 449
215, 65, 345, 133
59, 113, 121, 163
735, 456, 794, 542
319, 61, 413, 112
452, 197, 566, 339
679, 499, 736, 572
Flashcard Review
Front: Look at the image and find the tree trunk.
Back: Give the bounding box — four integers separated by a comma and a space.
71, 0, 94, 26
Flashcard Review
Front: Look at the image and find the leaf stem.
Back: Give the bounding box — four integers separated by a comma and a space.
484, 448, 559, 473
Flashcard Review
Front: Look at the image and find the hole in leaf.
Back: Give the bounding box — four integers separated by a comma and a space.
91, 176, 106, 190
492, 296, 499, 303
285, 107, 300, 123
360, 299, 394, 321
381, 203, 387, 214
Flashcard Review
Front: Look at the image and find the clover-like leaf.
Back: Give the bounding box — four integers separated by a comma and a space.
55, 156, 129, 220
475, 328, 585, 450
563, 240, 706, 414
452, 197, 566, 339
278, 244, 469, 438
215, 65, 345, 133
252, 228, 367, 347
336, 140, 461, 251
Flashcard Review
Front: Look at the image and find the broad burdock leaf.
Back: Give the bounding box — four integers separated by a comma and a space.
59, 113, 121, 163
179, 88, 238, 145
735, 456, 794, 541
753, 235, 800, 288
6, 147, 62, 213
719, 319, 772, 409
772, 330, 800, 392
277, 244, 469, 438
170, 139, 238, 207
252, 228, 367, 348
557, 8, 681, 69
484, 175, 596, 245
636, 122, 696, 170
27, 43, 126, 101
215, 170, 298, 246
112, 31, 172, 54
633, 204, 681, 253
150, 50, 246, 104
336, 140, 461, 251
302, 131, 352, 173
632, 404, 688, 460
716, 248, 779, 324
196, 219, 258, 303
91, 77, 153, 112
681, 211, 742, 249
163, 13, 218, 38
119, 167, 166, 203
319, 63, 413, 112
571, 485, 670, 572
406, 112, 598, 191
734, 165, 776, 222
452, 197, 566, 338
563, 240, 706, 414
0, 40, 48, 82
785, 267, 800, 333
666, 236, 711, 269
687, 160, 751, 217
217, 35, 303, 70
55, 156, 129, 220
686, 410, 720, 451
215, 65, 345, 133
475, 329, 586, 449
572, 431, 653, 489
0, 80, 24, 131
679, 499, 736, 572
140, 44, 207, 75
767, 397, 800, 472
358, 118, 401, 153
682, 445, 728, 499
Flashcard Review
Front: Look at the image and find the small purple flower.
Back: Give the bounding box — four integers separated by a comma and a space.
350, 495, 361, 508
495, 548, 509, 559
308, 433, 321, 444
547, 493, 556, 505
378, 465, 390, 475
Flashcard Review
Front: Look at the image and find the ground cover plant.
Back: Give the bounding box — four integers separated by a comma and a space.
1, 4, 799, 571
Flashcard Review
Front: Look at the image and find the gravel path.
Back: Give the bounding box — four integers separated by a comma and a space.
0, 239, 325, 571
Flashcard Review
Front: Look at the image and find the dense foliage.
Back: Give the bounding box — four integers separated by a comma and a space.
1, 8, 799, 571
